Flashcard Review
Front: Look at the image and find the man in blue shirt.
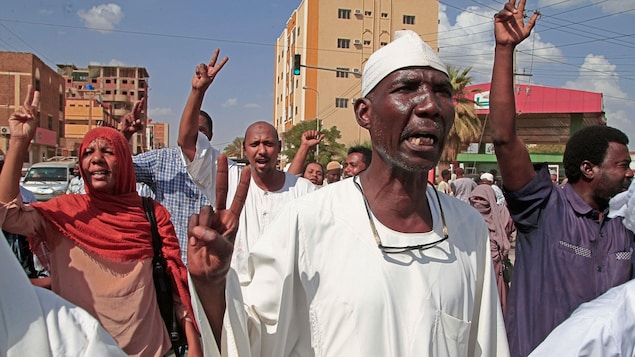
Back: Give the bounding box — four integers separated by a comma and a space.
489, 1, 634, 356
122, 49, 229, 265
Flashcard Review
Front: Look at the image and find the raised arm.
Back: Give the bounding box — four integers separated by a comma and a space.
120, 97, 144, 141
178, 49, 229, 161
287, 130, 324, 175
490, 0, 539, 192
187, 155, 250, 346
0, 86, 39, 203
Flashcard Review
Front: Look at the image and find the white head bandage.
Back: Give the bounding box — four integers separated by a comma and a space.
361, 30, 447, 97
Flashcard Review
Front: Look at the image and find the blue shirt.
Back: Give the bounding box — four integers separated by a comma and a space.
133, 147, 211, 265
505, 164, 633, 357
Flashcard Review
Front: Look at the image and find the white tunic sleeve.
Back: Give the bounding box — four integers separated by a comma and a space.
180, 132, 240, 208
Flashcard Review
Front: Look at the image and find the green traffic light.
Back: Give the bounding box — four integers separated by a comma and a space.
293, 54, 301, 75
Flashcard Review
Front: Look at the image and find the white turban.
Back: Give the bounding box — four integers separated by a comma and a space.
480, 173, 494, 183
361, 30, 448, 97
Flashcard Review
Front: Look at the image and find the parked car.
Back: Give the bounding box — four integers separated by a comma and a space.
22, 158, 77, 201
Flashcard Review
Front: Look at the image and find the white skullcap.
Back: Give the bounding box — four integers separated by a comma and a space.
361, 30, 448, 97
480, 173, 494, 182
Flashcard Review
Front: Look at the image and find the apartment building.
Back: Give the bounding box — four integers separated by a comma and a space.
147, 118, 169, 150
274, 0, 440, 148
0, 52, 66, 163
57, 63, 149, 154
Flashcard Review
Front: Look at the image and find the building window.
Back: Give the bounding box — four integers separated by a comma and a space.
105, 79, 111, 84
363, 40, 371, 46
122, 91, 128, 95
365, 10, 372, 16
380, 42, 388, 46
403, 15, 415, 25
381, 12, 388, 18
67, 79, 72, 83
130, 91, 134, 96
335, 98, 349, 108
338, 9, 351, 19
47, 115, 53, 130
336, 68, 350, 78
122, 79, 128, 84
105, 90, 112, 94
92, 79, 97, 83
337, 38, 351, 48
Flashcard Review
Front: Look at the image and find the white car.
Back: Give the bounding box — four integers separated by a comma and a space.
22, 159, 77, 201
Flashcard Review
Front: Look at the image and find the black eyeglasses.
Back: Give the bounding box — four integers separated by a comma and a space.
353, 175, 449, 253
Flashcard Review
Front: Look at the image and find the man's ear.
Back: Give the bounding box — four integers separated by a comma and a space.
354, 98, 371, 130
580, 160, 596, 180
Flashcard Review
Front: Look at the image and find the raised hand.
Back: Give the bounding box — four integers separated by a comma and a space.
494, 0, 539, 47
9, 85, 40, 141
192, 48, 229, 92
121, 97, 145, 140
301, 130, 325, 148
187, 155, 250, 286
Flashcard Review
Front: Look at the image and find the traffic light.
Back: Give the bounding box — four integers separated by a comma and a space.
293, 54, 301, 75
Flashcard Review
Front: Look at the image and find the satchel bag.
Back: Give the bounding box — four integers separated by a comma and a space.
142, 197, 187, 357
496, 241, 514, 285
501, 257, 514, 284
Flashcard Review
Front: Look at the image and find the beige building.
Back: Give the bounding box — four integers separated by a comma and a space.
57, 64, 149, 154
63, 97, 116, 156
273, 0, 440, 149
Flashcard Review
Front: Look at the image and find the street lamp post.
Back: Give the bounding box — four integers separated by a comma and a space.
302, 86, 320, 158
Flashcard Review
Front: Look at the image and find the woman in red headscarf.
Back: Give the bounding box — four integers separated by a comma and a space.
0, 86, 201, 357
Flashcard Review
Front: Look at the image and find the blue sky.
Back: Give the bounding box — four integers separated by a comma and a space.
1, 0, 633, 150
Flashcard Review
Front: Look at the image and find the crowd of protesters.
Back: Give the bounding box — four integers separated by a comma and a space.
3, 1, 635, 356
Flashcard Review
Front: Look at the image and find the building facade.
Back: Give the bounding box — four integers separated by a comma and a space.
273, 0, 440, 150
62, 97, 116, 156
0, 52, 66, 164
57, 63, 149, 154
147, 118, 169, 150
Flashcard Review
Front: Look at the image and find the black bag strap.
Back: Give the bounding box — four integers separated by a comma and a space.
142, 196, 163, 258
142, 197, 185, 356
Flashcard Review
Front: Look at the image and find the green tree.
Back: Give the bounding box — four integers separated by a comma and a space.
282, 120, 346, 168
441, 65, 483, 163
223, 136, 244, 159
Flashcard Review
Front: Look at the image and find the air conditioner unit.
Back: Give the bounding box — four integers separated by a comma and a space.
0, 126, 9, 135
352, 68, 361, 73
353, 39, 362, 45
354, 9, 362, 15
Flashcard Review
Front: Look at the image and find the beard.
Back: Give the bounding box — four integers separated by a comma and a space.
374, 143, 438, 174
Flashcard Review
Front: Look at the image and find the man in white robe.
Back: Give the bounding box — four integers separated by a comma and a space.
187, 28, 508, 357
185, 120, 315, 279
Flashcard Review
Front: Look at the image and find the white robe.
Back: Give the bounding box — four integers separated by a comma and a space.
185, 133, 316, 279
529, 279, 635, 357
193, 179, 509, 356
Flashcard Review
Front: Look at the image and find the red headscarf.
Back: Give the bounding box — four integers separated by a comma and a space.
30, 127, 195, 329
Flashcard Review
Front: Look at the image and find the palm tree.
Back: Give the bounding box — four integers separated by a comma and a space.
224, 136, 244, 159
441, 65, 483, 163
